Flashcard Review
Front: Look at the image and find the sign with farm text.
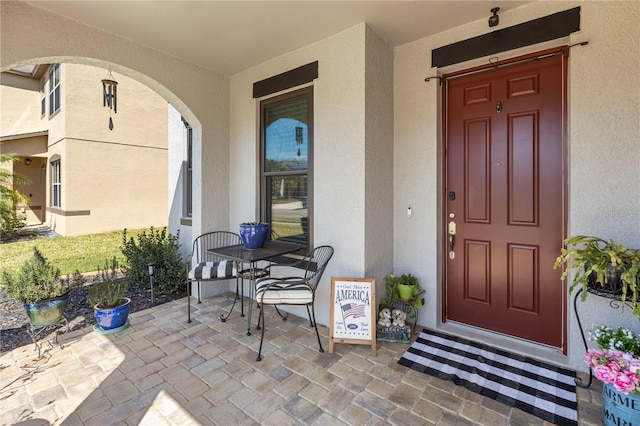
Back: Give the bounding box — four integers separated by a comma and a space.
329, 277, 376, 356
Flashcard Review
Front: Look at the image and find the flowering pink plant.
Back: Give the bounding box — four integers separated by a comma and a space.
585, 325, 640, 395
584, 349, 640, 394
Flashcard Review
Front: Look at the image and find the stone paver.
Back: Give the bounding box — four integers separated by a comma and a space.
0, 294, 602, 425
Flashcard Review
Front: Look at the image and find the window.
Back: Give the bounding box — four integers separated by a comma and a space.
183, 118, 193, 217
260, 87, 312, 249
51, 160, 61, 208
40, 82, 45, 116
48, 64, 60, 116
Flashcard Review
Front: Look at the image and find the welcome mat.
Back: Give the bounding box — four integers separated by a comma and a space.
398, 329, 578, 426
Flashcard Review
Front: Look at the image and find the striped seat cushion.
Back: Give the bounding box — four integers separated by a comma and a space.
256, 279, 312, 304
189, 261, 237, 280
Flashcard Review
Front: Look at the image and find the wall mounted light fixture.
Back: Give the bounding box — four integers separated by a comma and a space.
489, 7, 500, 27
24, 158, 32, 165
102, 70, 118, 130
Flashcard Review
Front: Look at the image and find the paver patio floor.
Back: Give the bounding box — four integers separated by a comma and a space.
1, 293, 603, 425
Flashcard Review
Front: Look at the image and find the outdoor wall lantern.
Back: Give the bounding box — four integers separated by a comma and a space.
488, 7, 500, 27
101, 70, 118, 130
24, 158, 32, 165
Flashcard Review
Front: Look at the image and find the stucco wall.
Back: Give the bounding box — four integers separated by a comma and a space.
229, 24, 394, 325
394, 1, 640, 371
168, 104, 193, 257
0, 72, 45, 136
47, 64, 169, 236
364, 26, 394, 288
0, 0, 230, 238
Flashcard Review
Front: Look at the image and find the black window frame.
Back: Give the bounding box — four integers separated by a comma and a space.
259, 86, 313, 251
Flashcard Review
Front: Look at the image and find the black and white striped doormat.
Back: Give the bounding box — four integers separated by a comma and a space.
398, 329, 578, 426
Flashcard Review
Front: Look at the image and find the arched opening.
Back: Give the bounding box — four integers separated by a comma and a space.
2, 57, 202, 251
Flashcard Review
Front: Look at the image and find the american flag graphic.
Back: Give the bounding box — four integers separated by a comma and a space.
341, 303, 365, 319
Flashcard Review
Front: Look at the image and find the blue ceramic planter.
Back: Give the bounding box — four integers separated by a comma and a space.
94, 297, 131, 330
602, 382, 640, 426
23, 294, 69, 327
240, 223, 269, 249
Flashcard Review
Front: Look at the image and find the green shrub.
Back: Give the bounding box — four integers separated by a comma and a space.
87, 257, 129, 308
1, 247, 85, 303
1, 153, 29, 239
121, 227, 186, 294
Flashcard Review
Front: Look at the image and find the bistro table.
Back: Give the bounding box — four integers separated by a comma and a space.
207, 241, 300, 335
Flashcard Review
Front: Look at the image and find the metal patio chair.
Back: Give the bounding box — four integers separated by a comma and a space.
254, 245, 334, 361
186, 231, 242, 323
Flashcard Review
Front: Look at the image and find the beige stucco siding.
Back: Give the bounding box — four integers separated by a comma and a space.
2, 61, 170, 235
229, 24, 395, 324
0, 72, 45, 137
51, 64, 168, 236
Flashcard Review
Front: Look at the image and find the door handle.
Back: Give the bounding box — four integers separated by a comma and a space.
448, 220, 456, 260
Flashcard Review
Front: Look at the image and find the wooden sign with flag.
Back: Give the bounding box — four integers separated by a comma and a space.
329, 277, 376, 356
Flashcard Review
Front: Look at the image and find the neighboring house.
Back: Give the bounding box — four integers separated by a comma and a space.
0, 63, 168, 236
2, 1, 638, 374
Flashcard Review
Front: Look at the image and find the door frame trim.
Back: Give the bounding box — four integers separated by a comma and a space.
440, 46, 570, 353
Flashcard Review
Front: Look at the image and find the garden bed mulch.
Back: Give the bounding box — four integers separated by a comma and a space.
0, 281, 187, 354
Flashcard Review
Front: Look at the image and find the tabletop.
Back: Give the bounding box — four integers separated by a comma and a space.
207, 241, 300, 263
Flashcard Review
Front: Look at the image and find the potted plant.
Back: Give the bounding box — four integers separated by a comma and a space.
0, 247, 85, 326
88, 257, 130, 331
553, 235, 640, 318
239, 221, 269, 249
584, 325, 640, 423
379, 273, 425, 319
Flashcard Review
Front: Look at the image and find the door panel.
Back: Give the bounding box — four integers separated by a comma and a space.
445, 54, 566, 347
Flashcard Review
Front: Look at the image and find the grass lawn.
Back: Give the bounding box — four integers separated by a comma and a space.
0, 229, 148, 276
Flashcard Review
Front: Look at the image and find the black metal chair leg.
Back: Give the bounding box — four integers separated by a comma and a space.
187, 280, 192, 323
219, 294, 237, 323
274, 305, 288, 321
257, 301, 266, 361
240, 274, 245, 318
306, 306, 314, 327
220, 277, 242, 322
310, 304, 324, 353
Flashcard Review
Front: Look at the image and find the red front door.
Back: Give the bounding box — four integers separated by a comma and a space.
444, 53, 567, 347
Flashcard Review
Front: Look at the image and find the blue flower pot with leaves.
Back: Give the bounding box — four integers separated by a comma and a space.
94, 297, 131, 330
239, 223, 269, 249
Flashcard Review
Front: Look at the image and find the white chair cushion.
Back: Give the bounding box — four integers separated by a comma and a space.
189, 260, 237, 280
256, 279, 313, 304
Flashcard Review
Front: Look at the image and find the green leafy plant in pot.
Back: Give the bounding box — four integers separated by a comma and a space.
553, 235, 640, 318
379, 273, 424, 319
0, 247, 85, 326
88, 257, 131, 330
